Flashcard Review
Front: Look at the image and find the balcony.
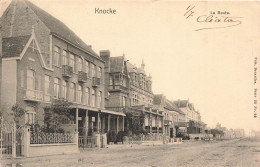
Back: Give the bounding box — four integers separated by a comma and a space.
62, 65, 73, 78
109, 85, 128, 92
164, 120, 172, 126
78, 71, 87, 83
105, 107, 127, 113
24, 89, 43, 102
92, 77, 100, 87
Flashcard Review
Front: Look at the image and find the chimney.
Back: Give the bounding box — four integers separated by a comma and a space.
100, 50, 110, 71
141, 59, 145, 69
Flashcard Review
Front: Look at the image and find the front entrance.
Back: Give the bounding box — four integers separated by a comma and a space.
170, 128, 174, 138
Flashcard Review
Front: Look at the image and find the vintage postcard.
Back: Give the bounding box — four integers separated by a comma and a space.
0, 0, 259, 166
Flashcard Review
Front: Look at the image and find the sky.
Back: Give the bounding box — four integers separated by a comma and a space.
1, 0, 260, 134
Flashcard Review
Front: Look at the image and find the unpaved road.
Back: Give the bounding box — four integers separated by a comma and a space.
1, 138, 259, 167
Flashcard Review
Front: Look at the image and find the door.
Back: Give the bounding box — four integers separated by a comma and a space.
170, 128, 174, 138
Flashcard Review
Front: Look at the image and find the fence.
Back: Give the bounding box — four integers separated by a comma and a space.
30, 132, 74, 144
124, 133, 164, 145
0, 117, 18, 158
78, 136, 96, 148
78, 133, 107, 149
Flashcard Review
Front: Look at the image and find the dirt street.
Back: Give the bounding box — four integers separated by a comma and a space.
0, 138, 259, 167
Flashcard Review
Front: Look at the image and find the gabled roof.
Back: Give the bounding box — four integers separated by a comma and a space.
2, 35, 31, 58
126, 62, 138, 73
23, 0, 98, 57
170, 102, 186, 115
173, 100, 189, 108
110, 56, 124, 73
165, 99, 175, 111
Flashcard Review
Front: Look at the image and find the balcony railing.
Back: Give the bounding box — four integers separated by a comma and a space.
78, 71, 87, 83
92, 77, 100, 87
24, 89, 43, 102
109, 85, 128, 92
164, 120, 172, 126
105, 107, 127, 113
62, 65, 73, 78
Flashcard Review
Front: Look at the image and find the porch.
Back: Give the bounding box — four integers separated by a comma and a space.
66, 108, 125, 148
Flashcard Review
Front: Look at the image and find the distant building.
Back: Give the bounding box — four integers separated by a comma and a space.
173, 99, 201, 123
100, 52, 163, 134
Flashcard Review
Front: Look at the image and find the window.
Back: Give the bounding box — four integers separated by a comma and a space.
44, 75, 51, 101
69, 53, 75, 72
85, 87, 90, 105
77, 85, 83, 103
53, 46, 61, 66
91, 63, 95, 77
78, 57, 82, 72
159, 119, 162, 128
98, 67, 102, 78
109, 76, 113, 85
62, 80, 68, 99
27, 70, 35, 90
152, 117, 155, 127
145, 116, 149, 126
54, 78, 60, 99
85, 61, 89, 74
25, 106, 36, 125
69, 83, 76, 102
62, 50, 68, 65
91, 89, 96, 106
98, 91, 102, 107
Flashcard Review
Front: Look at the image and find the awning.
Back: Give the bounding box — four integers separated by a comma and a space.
101, 109, 126, 116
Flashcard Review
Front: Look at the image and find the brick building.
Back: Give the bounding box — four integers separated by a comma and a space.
100, 51, 163, 134
0, 0, 124, 139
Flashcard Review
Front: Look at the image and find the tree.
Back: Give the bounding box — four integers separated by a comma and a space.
44, 100, 73, 133
125, 112, 146, 136
11, 104, 26, 127
210, 129, 224, 137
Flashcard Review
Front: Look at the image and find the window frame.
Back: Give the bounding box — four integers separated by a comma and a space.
53, 46, 61, 67
27, 70, 35, 90
53, 78, 60, 99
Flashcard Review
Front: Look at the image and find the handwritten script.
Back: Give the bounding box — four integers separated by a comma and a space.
184, 5, 243, 31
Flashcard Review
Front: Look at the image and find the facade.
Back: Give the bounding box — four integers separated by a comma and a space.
0, 0, 124, 140
173, 100, 204, 134
100, 52, 163, 134
153, 95, 176, 138
173, 100, 201, 123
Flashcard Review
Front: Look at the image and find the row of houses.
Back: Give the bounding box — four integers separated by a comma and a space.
0, 0, 206, 148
